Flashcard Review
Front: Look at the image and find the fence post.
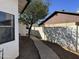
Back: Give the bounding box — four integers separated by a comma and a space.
2, 48, 4, 59
76, 25, 78, 52
0, 48, 4, 59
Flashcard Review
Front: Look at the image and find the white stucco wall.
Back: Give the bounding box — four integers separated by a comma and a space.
32, 27, 47, 40
19, 23, 28, 36
0, 0, 19, 59
32, 23, 76, 41
44, 22, 76, 27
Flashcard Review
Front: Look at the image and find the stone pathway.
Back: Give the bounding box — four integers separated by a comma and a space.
31, 36, 60, 59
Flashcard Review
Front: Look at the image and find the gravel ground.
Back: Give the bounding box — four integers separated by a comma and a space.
43, 40, 79, 59
16, 36, 40, 59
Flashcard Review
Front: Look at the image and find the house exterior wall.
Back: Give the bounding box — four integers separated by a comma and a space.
44, 22, 76, 27
19, 23, 28, 36
44, 13, 79, 25
32, 23, 77, 42
44, 22, 79, 52
0, 0, 19, 59
43, 13, 79, 51
32, 27, 47, 40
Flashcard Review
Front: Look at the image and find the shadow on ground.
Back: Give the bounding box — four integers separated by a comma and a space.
42, 40, 79, 59
16, 36, 40, 59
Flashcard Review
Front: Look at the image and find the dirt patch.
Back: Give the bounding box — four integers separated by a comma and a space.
16, 36, 40, 59
42, 40, 79, 59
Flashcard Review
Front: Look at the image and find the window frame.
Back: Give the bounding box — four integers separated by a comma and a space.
0, 11, 15, 44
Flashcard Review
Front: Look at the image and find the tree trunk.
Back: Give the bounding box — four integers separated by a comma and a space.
28, 19, 33, 39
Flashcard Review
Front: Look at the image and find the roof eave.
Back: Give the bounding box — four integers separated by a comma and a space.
20, 0, 31, 14
38, 11, 79, 26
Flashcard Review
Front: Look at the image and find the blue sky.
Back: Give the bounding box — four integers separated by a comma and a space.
48, 0, 79, 14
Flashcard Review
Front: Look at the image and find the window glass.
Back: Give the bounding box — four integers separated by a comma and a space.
0, 11, 14, 44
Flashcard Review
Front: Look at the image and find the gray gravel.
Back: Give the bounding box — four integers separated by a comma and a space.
16, 36, 40, 59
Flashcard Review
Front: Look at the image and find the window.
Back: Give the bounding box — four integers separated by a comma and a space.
0, 11, 15, 44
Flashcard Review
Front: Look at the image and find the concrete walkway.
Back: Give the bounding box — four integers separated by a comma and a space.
31, 36, 60, 59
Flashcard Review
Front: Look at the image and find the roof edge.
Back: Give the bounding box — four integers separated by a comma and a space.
39, 11, 79, 26
20, 0, 31, 14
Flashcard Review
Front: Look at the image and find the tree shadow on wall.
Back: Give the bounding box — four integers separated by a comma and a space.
43, 27, 78, 51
